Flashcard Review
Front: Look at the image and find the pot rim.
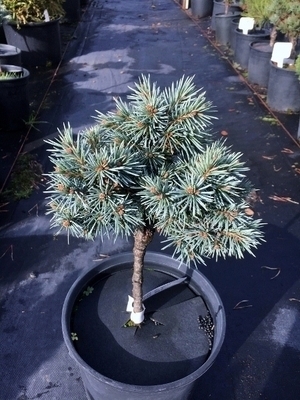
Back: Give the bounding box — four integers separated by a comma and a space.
0, 64, 30, 80
249, 40, 272, 52
0, 44, 21, 55
215, 11, 241, 18
270, 59, 297, 72
235, 27, 270, 37
3, 18, 61, 28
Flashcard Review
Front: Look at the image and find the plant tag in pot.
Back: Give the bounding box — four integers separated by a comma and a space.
182, 0, 189, 9
238, 17, 254, 34
126, 295, 134, 312
271, 42, 293, 68
43, 9, 50, 22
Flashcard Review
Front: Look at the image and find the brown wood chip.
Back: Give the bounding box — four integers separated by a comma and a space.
269, 195, 299, 204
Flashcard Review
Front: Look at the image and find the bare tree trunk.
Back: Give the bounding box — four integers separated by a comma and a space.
290, 37, 297, 59
132, 226, 155, 314
269, 27, 277, 48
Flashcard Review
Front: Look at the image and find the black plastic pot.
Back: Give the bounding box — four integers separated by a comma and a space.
248, 41, 272, 87
62, 252, 226, 400
211, 0, 241, 31
0, 64, 30, 131
229, 16, 241, 52
234, 28, 270, 69
3, 19, 62, 67
191, 0, 213, 19
63, 0, 81, 22
266, 61, 300, 113
0, 24, 6, 44
215, 12, 241, 46
0, 43, 22, 66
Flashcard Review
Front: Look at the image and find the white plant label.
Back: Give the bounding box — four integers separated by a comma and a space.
43, 9, 50, 22
126, 295, 134, 312
182, 0, 189, 9
271, 42, 293, 68
238, 17, 255, 34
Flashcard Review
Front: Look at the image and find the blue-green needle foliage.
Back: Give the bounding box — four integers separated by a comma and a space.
45, 75, 264, 265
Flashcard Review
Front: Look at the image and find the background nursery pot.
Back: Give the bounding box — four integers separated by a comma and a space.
247, 40, 272, 87
211, 0, 241, 30
0, 43, 21, 65
191, 0, 213, 19
230, 16, 241, 51
3, 19, 62, 66
215, 11, 241, 46
62, 252, 226, 400
234, 28, 270, 69
0, 64, 30, 131
266, 61, 300, 112
63, 0, 81, 22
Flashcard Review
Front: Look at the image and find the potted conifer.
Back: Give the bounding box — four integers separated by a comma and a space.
266, 0, 300, 112
267, 0, 300, 112
233, 0, 270, 70
45, 75, 264, 399
2, 0, 65, 66
241, 0, 270, 30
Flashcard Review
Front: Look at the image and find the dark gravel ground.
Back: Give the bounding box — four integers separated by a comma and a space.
0, 1, 300, 399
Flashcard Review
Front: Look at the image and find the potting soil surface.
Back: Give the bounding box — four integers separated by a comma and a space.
0, 0, 300, 399
71, 268, 210, 385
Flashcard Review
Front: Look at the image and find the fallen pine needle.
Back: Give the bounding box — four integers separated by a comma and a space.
233, 300, 252, 309
0, 202, 9, 213
269, 195, 299, 204
273, 166, 282, 172
93, 254, 109, 261
262, 155, 276, 160
261, 266, 281, 279
28, 203, 39, 216
289, 298, 300, 302
0, 245, 14, 261
281, 148, 294, 154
